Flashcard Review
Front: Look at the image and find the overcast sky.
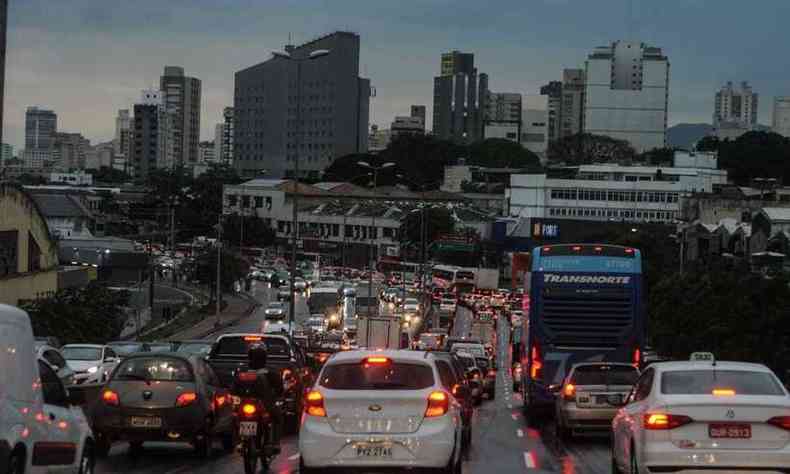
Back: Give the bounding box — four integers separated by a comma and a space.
4, 0, 789, 151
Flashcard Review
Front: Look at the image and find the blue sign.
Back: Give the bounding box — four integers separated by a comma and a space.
535, 256, 641, 274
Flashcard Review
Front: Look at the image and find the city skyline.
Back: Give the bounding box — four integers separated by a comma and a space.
3, 0, 790, 151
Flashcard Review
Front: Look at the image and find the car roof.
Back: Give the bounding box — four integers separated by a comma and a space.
63, 343, 106, 349
648, 360, 773, 373
570, 362, 637, 369
328, 349, 434, 364
217, 332, 290, 342
121, 351, 194, 363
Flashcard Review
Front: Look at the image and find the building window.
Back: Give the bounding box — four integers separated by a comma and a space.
0, 230, 19, 276
345, 225, 353, 237
255, 196, 263, 208
332, 224, 339, 237
242, 195, 251, 208
227, 195, 237, 206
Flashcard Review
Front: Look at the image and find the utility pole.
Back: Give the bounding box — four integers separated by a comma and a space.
170, 204, 177, 285
148, 241, 154, 316
288, 59, 303, 336
215, 216, 223, 327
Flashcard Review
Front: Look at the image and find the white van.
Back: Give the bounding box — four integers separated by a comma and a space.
0, 304, 95, 473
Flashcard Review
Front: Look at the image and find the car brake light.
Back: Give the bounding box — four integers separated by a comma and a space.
712, 388, 735, 396
767, 416, 790, 431
625, 248, 634, 254
542, 246, 551, 252
102, 390, 119, 406
530, 345, 543, 380
363, 356, 391, 367
487, 369, 497, 378
563, 384, 576, 401
305, 390, 326, 417
572, 246, 582, 251
176, 392, 198, 407
241, 402, 257, 416
633, 348, 641, 368
237, 371, 257, 382
594, 246, 603, 252
644, 413, 693, 430
425, 391, 449, 417
244, 335, 262, 342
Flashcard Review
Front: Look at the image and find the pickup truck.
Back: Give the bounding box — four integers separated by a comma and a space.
206, 333, 309, 432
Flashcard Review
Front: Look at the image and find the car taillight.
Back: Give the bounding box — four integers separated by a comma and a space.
363, 356, 391, 367
237, 371, 257, 382
563, 384, 576, 401
487, 369, 496, 378
102, 389, 119, 406
213, 394, 227, 409
425, 391, 449, 418
712, 388, 736, 396
305, 390, 326, 417
644, 413, 693, 430
241, 402, 257, 417
530, 345, 543, 380
176, 392, 198, 407
632, 348, 641, 368
767, 416, 790, 431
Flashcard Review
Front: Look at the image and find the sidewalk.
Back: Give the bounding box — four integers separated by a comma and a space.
168, 292, 259, 340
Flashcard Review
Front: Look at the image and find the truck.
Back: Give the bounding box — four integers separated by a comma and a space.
308, 285, 340, 315
354, 286, 379, 317
341, 295, 357, 337
357, 314, 402, 349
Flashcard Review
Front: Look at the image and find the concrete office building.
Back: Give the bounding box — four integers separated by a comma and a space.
560, 69, 585, 138
540, 82, 562, 143
160, 66, 202, 166
219, 107, 234, 165
772, 96, 790, 138
484, 92, 522, 143
198, 141, 216, 163
508, 151, 726, 223
391, 116, 424, 137
114, 109, 132, 158
583, 41, 669, 152
433, 50, 488, 143
22, 149, 52, 170
132, 89, 175, 179
53, 132, 90, 170
368, 125, 391, 154
234, 31, 371, 178
714, 81, 758, 139
1, 143, 12, 166
25, 106, 58, 151
521, 95, 549, 159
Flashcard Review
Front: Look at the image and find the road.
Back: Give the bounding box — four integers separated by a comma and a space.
95, 287, 611, 474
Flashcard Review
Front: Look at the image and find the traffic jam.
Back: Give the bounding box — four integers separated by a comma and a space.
2, 244, 789, 474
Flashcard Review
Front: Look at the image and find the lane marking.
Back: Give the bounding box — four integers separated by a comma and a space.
288, 453, 300, 461
517, 429, 524, 438
523, 451, 537, 469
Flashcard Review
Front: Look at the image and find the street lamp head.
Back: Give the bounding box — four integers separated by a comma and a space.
381, 162, 396, 169
357, 161, 371, 168
309, 49, 330, 59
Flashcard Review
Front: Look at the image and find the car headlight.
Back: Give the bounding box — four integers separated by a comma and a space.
87, 366, 99, 374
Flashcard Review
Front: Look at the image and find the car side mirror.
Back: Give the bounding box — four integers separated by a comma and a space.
67, 388, 86, 406
606, 394, 626, 407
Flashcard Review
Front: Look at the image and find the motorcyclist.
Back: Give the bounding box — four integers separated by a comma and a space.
233, 342, 284, 451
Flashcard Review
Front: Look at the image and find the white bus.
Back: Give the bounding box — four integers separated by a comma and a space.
431, 265, 476, 289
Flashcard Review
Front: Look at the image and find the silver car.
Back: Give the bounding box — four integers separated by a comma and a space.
555, 362, 639, 439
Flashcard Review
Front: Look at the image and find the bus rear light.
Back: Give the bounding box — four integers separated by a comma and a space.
530, 345, 543, 380
594, 246, 603, 252
625, 248, 635, 254
542, 246, 551, 252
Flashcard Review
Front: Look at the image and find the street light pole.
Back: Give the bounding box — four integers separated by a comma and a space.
215, 216, 223, 327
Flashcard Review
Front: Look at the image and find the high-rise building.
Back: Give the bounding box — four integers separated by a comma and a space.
391, 116, 424, 137
219, 107, 234, 165
114, 109, 132, 157
198, 141, 216, 163
53, 132, 90, 170
583, 41, 669, 152
713, 81, 758, 139
540, 82, 562, 143
0, 0, 7, 149
772, 96, 790, 138
433, 51, 488, 143
1, 143, 12, 167
410, 105, 426, 125
483, 92, 522, 143
25, 107, 58, 150
160, 66, 202, 166
560, 69, 585, 138
522, 95, 549, 159
234, 32, 370, 178
132, 89, 175, 179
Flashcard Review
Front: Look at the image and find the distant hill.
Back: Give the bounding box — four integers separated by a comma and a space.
667, 123, 713, 149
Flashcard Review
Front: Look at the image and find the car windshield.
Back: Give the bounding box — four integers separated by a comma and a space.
109, 343, 145, 356
114, 357, 193, 382
148, 343, 172, 352
62, 347, 102, 361
456, 356, 475, 369
176, 343, 212, 355
661, 370, 785, 395
570, 365, 639, 386
267, 303, 284, 309
320, 362, 434, 390
215, 336, 291, 357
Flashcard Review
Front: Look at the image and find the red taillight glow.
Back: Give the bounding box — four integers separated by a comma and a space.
542, 246, 551, 252
305, 390, 326, 417
102, 390, 119, 406
487, 369, 497, 378
633, 348, 642, 368
530, 345, 543, 380
237, 371, 258, 382
644, 413, 693, 430
425, 391, 449, 417
594, 246, 603, 252
712, 388, 736, 396
214, 394, 226, 409
244, 335, 262, 342
563, 384, 576, 401
625, 248, 635, 254
767, 416, 790, 431
176, 392, 198, 407
241, 403, 257, 416
363, 356, 391, 366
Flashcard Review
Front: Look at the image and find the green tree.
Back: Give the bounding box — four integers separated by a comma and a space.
695, 135, 720, 152
192, 248, 250, 294
547, 133, 636, 165
716, 131, 790, 185
223, 214, 277, 248
637, 147, 677, 166
467, 138, 542, 169
90, 166, 132, 184
400, 206, 455, 245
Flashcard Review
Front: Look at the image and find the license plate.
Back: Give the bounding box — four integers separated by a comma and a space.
355, 445, 392, 458
709, 423, 751, 439
239, 421, 258, 437
129, 416, 162, 428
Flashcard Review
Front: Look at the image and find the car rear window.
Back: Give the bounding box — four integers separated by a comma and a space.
571, 365, 639, 386
176, 343, 212, 355
661, 370, 785, 396
115, 357, 193, 382
319, 362, 434, 390
215, 336, 291, 357
62, 347, 102, 361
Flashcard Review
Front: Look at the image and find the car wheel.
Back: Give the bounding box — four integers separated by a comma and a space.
94, 434, 111, 458
7, 451, 24, 474
78, 445, 95, 474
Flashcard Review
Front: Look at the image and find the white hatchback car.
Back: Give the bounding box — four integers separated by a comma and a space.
611, 358, 790, 474
299, 350, 465, 474
62, 344, 120, 384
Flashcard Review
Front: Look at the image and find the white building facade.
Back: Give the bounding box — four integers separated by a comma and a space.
714, 81, 758, 139
522, 95, 549, 159
583, 41, 669, 152
772, 96, 790, 138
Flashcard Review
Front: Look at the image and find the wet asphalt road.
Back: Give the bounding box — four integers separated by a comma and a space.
95, 289, 612, 474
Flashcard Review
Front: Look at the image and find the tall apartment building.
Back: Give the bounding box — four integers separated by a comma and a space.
772, 96, 790, 138
25, 107, 58, 150
410, 105, 426, 125
198, 141, 216, 163
433, 51, 488, 143
132, 89, 175, 179
160, 66, 202, 166
219, 107, 234, 165
0, 143, 12, 166
483, 92, 521, 143
560, 69, 585, 138
53, 133, 90, 170
583, 41, 669, 152
522, 95, 549, 159
234, 31, 370, 178
114, 109, 132, 157
540, 82, 562, 143
713, 81, 758, 139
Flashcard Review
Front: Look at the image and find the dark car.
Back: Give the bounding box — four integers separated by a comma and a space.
475, 356, 496, 400
175, 340, 214, 356
431, 351, 475, 451
92, 352, 235, 458
107, 341, 151, 358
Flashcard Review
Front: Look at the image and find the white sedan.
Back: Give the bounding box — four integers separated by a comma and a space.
62, 344, 120, 384
299, 350, 465, 473
611, 358, 790, 474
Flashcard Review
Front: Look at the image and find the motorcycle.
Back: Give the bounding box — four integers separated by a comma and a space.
233, 372, 282, 474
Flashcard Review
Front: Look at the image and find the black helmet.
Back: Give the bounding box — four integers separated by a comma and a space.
248, 342, 268, 370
